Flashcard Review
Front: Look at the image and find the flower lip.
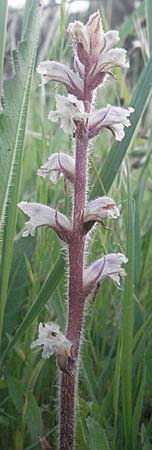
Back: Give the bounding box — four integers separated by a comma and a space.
37, 152, 75, 184
31, 322, 72, 360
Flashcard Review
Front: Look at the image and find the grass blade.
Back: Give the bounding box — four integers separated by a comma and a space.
0, 0, 42, 346
145, 0, 152, 51
0, 0, 8, 112
132, 367, 146, 449
113, 337, 122, 449
121, 165, 134, 449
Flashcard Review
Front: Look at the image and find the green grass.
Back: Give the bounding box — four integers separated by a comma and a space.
0, 0, 152, 449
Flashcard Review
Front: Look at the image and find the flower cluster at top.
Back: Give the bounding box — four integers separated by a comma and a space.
18, 11, 133, 358
37, 11, 134, 138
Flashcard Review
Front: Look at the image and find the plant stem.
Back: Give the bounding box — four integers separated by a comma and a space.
58, 128, 89, 450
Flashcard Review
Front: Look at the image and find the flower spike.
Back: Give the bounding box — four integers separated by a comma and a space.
37, 152, 75, 184
26, 8, 134, 448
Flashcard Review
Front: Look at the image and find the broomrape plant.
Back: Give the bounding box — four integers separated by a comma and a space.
18, 10, 134, 450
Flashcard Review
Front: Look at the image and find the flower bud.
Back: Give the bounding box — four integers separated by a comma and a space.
67, 11, 103, 64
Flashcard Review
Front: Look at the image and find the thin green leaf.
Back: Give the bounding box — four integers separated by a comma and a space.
121, 165, 134, 448
132, 367, 146, 449
7, 377, 25, 412
86, 417, 109, 450
0, 0, 8, 112
24, 391, 42, 441
134, 143, 152, 291
133, 312, 152, 352
145, 0, 152, 52
113, 337, 122, 449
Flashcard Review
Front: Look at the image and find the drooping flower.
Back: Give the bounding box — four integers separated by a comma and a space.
88, 105, 134, 141
82, 197, 120, 224
37, 61, 84, 99
37, 152, 75, 184
18, 201, 72, 240
48, 94, 87, 135
83, 253, 128, 295
31, 322, 72, 360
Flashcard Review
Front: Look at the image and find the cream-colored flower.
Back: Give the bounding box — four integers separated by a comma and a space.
88, 105, 134, 141
48, 94, 87, 134
82, 197, 120, 223
31, 322, 72, 360
91, 48, 129, 79
37, 61, 83, 98
37, 152, 75, 184
18, 201, 72, 237
84, 253, 128, 292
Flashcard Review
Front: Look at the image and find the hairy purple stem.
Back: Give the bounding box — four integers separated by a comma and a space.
58, 116, 90, 450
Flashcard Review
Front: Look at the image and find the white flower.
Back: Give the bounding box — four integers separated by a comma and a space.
18, 201, 72, 237
37, 61, 83, 99
48, 94, 87, 134
83, 253, 128, 294
88, 105, 134, 141
82, 197, 120, 223
31, 322, 72, 359
91, 48, 129, 79
37, 152, 75, 184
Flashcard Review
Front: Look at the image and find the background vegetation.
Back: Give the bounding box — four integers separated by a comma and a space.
0, 0, 152, 449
